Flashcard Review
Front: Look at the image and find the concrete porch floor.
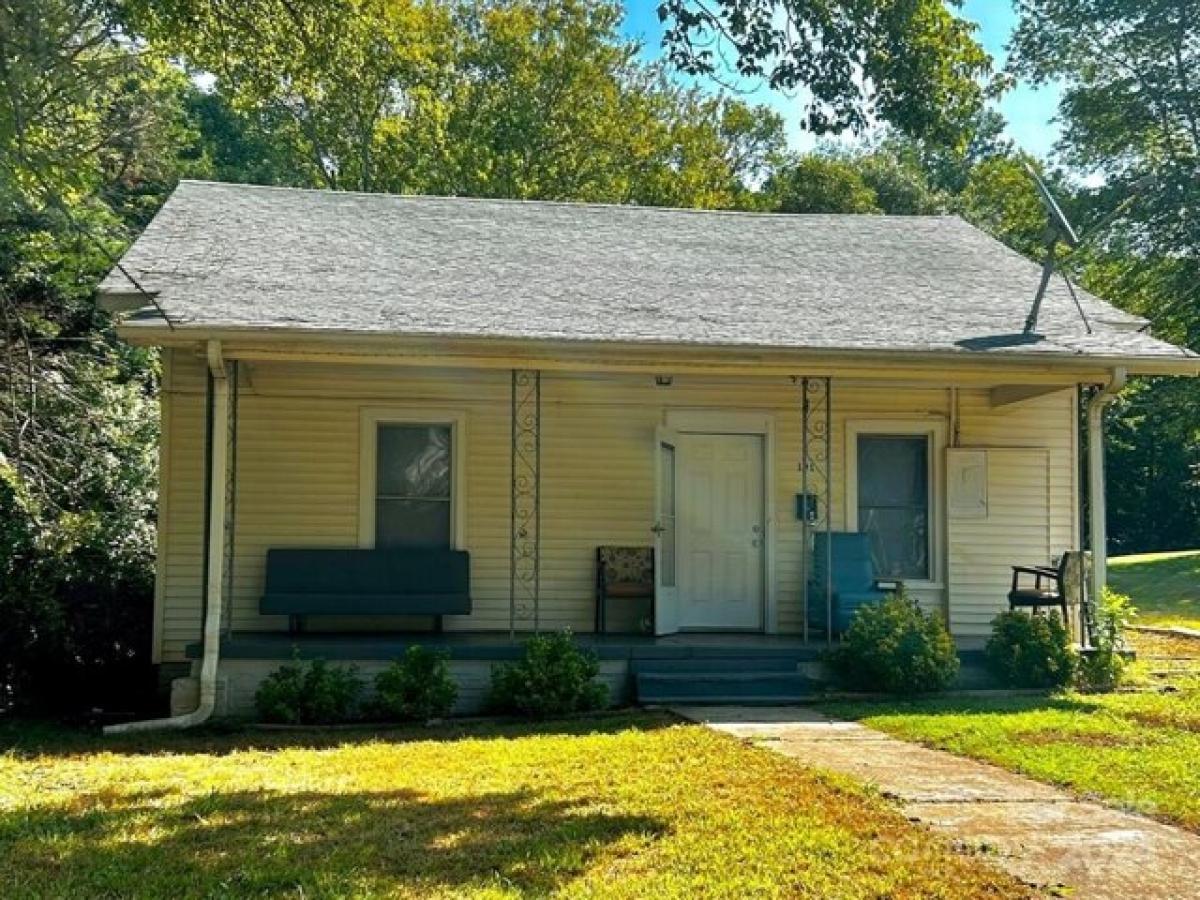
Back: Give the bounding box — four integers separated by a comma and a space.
675, 705, 1200, 900
193, 629, 989, 662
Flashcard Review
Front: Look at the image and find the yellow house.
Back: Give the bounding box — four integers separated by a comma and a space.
98, 181, 1199, 723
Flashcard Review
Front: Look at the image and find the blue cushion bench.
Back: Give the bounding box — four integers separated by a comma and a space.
260, 547, 471, 633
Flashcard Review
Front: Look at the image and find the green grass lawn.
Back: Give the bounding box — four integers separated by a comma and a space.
822, 642, 1200, 833
1109, 549, 1200, 630
0, 712, 1028, 899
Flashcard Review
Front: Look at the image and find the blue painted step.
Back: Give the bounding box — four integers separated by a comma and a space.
632, 656, 804, 674
636, 671, 819, 704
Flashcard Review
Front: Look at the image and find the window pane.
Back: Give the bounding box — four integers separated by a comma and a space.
857, 435, 930, 580
858, 437, 927, 507
376, 499, 451, 548
659, 442, 676, 588
377, 425, 451, 498
859, 506, 929, 579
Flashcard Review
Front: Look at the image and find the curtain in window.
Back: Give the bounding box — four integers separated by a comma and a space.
376, 424, 452, 547
857, 435, 929, 579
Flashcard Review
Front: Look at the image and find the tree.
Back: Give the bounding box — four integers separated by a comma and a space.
1011, 0, 1200, 553
122, 0, 454, 192
767, 155, 879, 214
0, 0, 195, 711
1010, 0, 1199, 342
658, 0, 992, 146
126, 0, 785, 208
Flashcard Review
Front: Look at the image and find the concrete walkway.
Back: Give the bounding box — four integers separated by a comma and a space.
673, 705, 1200, 900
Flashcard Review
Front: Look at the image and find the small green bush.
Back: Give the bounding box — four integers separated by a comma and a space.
373, 646, 458, 721
1077, 589, 1136, 693
255, 657, 365, 724
829, 593, 960, 694
488, 630, 608, 717
985, 611, 1077, 689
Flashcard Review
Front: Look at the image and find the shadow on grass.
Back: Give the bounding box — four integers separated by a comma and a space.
0, 786, 667, 897
0, 710, 679, 759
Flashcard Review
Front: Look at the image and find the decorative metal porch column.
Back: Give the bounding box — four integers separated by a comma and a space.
798, 377, 833, 645
510, 369, 542, 636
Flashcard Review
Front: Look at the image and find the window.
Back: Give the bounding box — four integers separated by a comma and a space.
856, 434, 930, 580
360, 410, 464, 549
658, 440, 676, 587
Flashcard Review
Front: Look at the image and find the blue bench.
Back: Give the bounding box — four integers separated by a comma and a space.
260, 547, 471, 633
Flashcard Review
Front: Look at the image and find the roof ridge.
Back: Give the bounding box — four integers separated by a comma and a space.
175, 178, 965, 224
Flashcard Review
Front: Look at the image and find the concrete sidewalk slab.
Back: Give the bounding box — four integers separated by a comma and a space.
674, 705, 1200, 900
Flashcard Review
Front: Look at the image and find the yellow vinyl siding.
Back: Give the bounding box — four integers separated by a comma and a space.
156, 354, 1079, 661
951, 389, 1078, 636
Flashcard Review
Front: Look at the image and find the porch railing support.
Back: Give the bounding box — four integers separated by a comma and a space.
510, 369, 542, 636
797, 376, 833, 645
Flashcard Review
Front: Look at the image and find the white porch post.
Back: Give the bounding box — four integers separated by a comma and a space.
1086, 368, 1127, 630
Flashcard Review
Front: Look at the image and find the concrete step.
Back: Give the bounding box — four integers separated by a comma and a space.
636, 671, 819, 704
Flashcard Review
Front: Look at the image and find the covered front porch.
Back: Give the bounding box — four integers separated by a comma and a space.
156, 343, 1116, 715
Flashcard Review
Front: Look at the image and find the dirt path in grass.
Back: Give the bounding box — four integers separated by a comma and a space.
674, 705, 1200, 900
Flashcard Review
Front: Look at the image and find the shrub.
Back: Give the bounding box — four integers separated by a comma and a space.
1077, 589, 1137, 693
255, 657, 364, 724
829, 593, 960, 694
488, 630, 608, 717
373, 646, 458, 721
985, 611, 1077, 689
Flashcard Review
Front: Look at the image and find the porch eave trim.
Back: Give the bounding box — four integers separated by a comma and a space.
114, 323, 1200, 379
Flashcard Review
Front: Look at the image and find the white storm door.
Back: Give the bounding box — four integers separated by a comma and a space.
653, 427, 681, 635
678, 433, 765, 630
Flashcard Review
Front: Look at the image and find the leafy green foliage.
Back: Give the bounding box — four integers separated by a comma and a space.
373, 646, 458, 721
768, 156, 880, 214
1010, 0, 1200, 553
488, 631, 608, 717
126, 0, 785, 207
829, 594, 960, 695
0, 0, 200, 713
659, 0, 992, 145
1077, 589, 1137, 693
254, 658, 365, 724
985, 612, 1077, 689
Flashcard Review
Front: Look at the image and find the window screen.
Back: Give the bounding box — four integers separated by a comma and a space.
857, 435, 929, 580
375, 424, 452, 548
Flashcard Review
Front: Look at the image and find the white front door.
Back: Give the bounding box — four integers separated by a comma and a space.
677, 433, 765, 630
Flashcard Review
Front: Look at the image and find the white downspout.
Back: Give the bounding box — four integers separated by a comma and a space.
106, 341, 229, 734
1085, 366, 1127, 631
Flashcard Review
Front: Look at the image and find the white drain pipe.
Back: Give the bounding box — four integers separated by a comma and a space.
107, 341, 229, 734
1085, 367, 1127, 628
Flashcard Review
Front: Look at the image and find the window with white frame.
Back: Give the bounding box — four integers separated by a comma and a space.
852, 430, 936, 581
360, 411, 464, 549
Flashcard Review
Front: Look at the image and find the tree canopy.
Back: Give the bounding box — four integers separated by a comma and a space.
657, 0, 993, 146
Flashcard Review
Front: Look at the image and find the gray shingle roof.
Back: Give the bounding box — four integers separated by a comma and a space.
101, 180, 1195, 365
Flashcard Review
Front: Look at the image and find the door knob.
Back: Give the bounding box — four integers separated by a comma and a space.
651, 523, 666, 535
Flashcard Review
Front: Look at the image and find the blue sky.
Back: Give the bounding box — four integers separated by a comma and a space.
621, 0, 1063, 157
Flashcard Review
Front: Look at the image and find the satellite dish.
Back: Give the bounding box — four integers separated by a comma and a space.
1023, 163, 1082, 334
